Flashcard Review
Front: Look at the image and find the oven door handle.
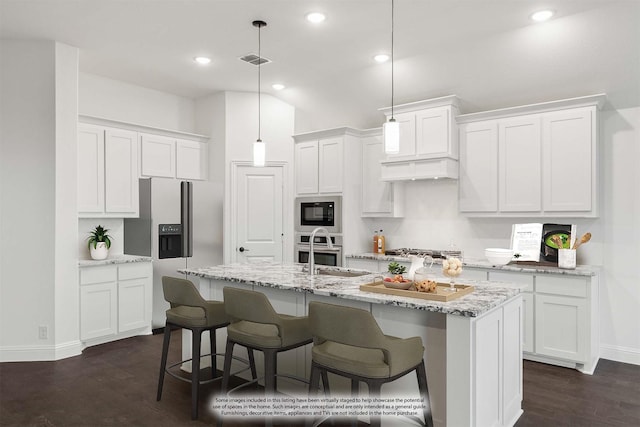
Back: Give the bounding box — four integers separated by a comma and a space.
297, 245, 342, 253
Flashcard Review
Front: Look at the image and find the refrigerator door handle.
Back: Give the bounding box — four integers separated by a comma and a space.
180, 181, 193, 257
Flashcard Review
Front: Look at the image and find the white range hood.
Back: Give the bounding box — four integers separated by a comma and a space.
378, 95, 460, 181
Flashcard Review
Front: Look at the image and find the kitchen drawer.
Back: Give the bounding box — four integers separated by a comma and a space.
489, 271, 533, 292
118, 262, 151, 280
535, 275, 587, 298
80, 265, 117, 285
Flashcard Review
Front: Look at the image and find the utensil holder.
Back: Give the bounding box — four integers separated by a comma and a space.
558, 249, 576, 269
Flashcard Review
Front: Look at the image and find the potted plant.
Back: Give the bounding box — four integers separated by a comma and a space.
87, 225, 112, 260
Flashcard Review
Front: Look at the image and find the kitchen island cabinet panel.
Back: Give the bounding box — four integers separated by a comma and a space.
182, 263, 523, 427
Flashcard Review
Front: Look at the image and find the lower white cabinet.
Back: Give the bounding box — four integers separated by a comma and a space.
79, 262, 152, 346
488, 270, 599, 374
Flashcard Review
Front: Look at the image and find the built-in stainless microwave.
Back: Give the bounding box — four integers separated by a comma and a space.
295, 196, 342, 233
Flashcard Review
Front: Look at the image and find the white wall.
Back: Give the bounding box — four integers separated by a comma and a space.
0, 40, 81, 361
79, 73, 196, 133
359, 106, 640, 364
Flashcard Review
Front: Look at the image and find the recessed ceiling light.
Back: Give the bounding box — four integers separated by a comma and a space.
374, 54, 390, 63
272, 83, 285, 91
193, 56, 211, 65
530, 10, 555, 22
306, 12, 326, 23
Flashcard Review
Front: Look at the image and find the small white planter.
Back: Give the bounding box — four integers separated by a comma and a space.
90, 242, 109, 260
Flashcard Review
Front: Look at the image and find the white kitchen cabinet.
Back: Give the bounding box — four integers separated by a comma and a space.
542, 107, 595, 213
458, 121, 498, 212
457, 94, 605, 217
79, 261, 152, 347
487, 269, 599, 374
379, 96, 460, 181
318, 137, 343, 193
294, 136, 344, 195
294, 141, 319, 194
498, 116, 541, 212
361, 132, 404, 217
176, 139, 208, 181
78, 124, 139, 218
140, 133, 175, 178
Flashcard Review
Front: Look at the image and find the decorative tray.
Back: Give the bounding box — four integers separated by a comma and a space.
359, 281, 474, 302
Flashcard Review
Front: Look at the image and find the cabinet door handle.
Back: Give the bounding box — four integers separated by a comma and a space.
238, 247, 249, 252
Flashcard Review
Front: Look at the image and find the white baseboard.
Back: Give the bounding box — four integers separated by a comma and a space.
600, 344, 640, 366
0, 340, 82, 362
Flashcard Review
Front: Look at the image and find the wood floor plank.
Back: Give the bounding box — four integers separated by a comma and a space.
1, 332, 638, 426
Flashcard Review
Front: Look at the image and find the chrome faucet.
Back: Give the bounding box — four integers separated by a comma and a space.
308, 227, 334, 276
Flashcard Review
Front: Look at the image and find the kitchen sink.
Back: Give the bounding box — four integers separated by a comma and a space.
316, 268, 370, 277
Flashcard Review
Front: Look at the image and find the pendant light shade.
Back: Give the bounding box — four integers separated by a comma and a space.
384, 0, 399, 154
383, 119, 400, 153
252, 20, 267, 167
253, 139, 265, 167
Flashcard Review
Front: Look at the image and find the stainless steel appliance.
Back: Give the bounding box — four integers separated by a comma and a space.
124, 179, 198, 328
296, 233, 342, 267
295, 196, 342, 233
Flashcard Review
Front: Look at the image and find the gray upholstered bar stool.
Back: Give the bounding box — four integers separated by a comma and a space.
220, 286, 313, 396
307, 301, 434, 427
157, 276, 257, 420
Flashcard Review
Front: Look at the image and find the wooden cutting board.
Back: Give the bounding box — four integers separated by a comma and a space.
359, 280, 474, 302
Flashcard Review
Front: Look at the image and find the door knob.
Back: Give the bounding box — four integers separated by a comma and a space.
239, 246, 249, 252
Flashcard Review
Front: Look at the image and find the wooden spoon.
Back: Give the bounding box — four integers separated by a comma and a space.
572, 232, 592, 250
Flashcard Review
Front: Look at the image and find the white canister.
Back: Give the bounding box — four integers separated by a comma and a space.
557, 249, 576, 269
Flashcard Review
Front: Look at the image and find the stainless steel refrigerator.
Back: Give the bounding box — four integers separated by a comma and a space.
124, 179, 195, 328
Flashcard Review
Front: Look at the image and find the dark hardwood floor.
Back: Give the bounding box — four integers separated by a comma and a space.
1, 331, 638, 426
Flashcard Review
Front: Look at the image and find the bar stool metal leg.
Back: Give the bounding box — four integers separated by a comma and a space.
156, 323, 172, 401
191, 327, 202, 420
416, 361, 434, 427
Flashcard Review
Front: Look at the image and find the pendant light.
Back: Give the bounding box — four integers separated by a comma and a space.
383, 0, 400, 154
253, 20, 267, 167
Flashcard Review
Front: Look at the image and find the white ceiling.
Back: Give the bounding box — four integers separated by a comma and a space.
1, 0, 639, 129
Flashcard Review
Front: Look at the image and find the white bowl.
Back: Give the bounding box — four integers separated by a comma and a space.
484, 248, 513, 265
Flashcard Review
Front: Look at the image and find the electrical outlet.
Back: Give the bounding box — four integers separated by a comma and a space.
38, 326, 48, 340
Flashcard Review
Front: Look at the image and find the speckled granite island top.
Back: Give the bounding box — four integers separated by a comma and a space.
179, 263, 523, 318
347, 253, 598, 276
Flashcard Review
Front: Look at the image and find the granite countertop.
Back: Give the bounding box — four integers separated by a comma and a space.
346, 253, 598, 277
78, 254, 152, 267
179, 263, 524, 318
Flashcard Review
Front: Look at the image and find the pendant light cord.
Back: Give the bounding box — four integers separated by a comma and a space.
391, 0, 395, 120
257, 22, 262, 142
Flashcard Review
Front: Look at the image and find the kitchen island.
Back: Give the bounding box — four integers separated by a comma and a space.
179, 263, 524, 427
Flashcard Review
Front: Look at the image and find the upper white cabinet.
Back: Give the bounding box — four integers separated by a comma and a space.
293, 128, 357, 195
140, 135, 208, 180
457, 94, 605, 217
78, 124, 139, 218
361, 130, 404, 217
140, 133, 175, 178
176, 139, 208, 181
378, 95, 460, 181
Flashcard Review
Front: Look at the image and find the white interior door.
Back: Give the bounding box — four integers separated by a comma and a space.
232, 165, 284, 263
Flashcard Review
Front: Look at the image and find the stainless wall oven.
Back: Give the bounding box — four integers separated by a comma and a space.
295, 196, 342, 234
295, 234, 342, 267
